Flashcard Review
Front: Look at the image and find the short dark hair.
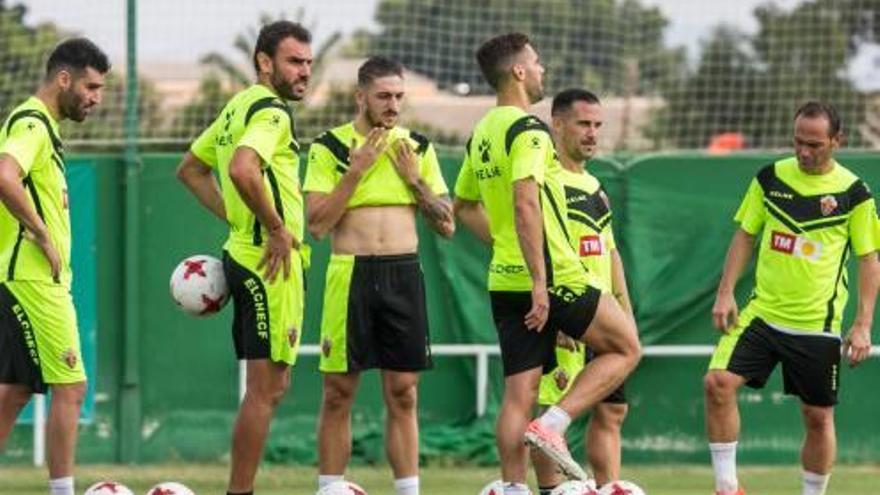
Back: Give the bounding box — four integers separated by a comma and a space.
795, 100, 842, 136
253, 20, 311, 74
551, 88, 601, 116
475, 32, 531, 90
358, 56, 404, 87
46, 37, 110, 78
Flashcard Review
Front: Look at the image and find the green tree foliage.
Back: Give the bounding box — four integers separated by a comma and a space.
0, 1, 164, 145
367, 0, 685, 95
0, 1, 65, 118
652, 1, 866, 149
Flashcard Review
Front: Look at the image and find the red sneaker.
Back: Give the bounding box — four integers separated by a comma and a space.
524, 419, 589, 481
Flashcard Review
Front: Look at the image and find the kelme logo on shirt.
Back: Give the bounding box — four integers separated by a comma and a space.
579, 235, 604, 256
770, 231, 822, 261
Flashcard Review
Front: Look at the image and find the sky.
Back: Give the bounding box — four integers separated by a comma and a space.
15, 0, 879, 88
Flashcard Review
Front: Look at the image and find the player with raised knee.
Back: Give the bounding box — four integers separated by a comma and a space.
453, 33, 641, 494
531, 88, 634, 494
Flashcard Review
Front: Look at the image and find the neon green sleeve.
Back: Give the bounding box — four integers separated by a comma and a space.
454, 147, 480, 200
849, 197, 880, 256
303, 141, 340, 193
189, 118, 219, 168
510, 129, 552, 185
236, 107, 289, 168
0, 116, 49, 175
734, 178, 766, 235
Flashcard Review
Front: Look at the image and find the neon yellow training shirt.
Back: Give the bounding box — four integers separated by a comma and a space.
454, 106, 588, 292
735, 157, 880, 334
0, 97, 71, 287
190, 84, 303, 251
303, 122, 448, 206
559, 166, 616, 292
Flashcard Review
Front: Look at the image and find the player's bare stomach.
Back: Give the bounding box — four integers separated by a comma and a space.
331, 205, 418, 256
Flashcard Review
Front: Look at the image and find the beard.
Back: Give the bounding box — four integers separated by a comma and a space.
365, 107, 398, 129
271, 71, 307, 101
59, 89, 88, 122
527, 82, 545, 105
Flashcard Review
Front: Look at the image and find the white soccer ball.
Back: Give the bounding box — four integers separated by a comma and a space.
551, 480, 599, 494
597, 480, 646, 495
478, 480, 505, 495
84, 481, 134, 495
144, 481, 195, 495
170, 255, 229, 316
316, 480, 369, 495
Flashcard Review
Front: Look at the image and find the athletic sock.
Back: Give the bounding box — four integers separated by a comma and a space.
709, 441, 739, 493
802, 470, 830, 495
318, 474, 345, 489
48, 477, 74, 495
537, 405, 572, 435
394, 476, 419, 495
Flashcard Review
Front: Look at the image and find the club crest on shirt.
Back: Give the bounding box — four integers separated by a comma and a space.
321, 338, 332, 357
553, 369, 570, 391
288, 326, 299, 347
820, 195, 838, 216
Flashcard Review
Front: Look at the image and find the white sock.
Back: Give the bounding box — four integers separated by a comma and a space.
709, 441, 738, 493
802, 470, 830, 495
538, 405, 572, 435
318, 474, 344, 489
502, 481, 531, 495
48, 477, 74, 495
394, 476, 419, 495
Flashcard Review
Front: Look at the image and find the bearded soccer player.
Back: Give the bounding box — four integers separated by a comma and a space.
176, 21, 312, 495
705, 101, 880, 495
453, 33, 640, 493
530, 89, 635, 494
304, 55, 453, 495
0, 38, 109, 495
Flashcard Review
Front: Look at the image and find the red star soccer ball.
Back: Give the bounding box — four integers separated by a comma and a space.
144, 481, 195, 495
170, 255, 229, 317
597, 480, 646, 495
477, 480, 506, 495
551, 480, 599, 494
83, 481, 134, 495
316, 481, 369, 495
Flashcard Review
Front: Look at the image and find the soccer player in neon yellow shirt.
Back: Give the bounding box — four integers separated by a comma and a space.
531, 89, 635, 494
176, 21, 312, 495
705, 101, 880, 495
304, 56, 453, 495
454, 33, 641, 493
0, 38, 109, 495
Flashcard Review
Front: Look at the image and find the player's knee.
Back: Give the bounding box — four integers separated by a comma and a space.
802, 406, 833, 433
703, 372, 736, 404
385, 383, 418, 413
53, 382, 87, 406
322, 382, 356, 411
595, 403, 628, 429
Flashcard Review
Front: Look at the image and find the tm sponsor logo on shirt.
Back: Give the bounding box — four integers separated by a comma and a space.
579, 235, 604, 256
770, 231, 822, 261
